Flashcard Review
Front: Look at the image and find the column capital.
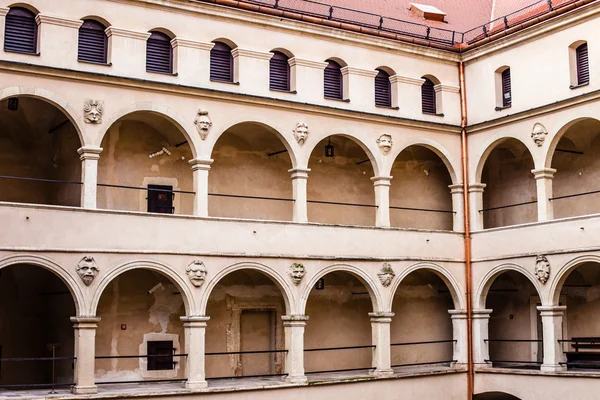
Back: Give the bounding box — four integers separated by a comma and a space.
371, 176, 393, 186
189, 158, 213, 171
472, 309, 493, 318
288, 168, 310, 179
531, 168, 557, 180
71, 316, 101, 328
448, 184, 465, 194
369, 312, 394, 323
78, 146, 103, 160
180, 316, 210, 327
448, 309, 468, 319
282, 315, 309, 326
468, 183, 487, 193
537, 305, 567, 316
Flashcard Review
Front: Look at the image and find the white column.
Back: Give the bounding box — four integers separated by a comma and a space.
71, 316, 101, 394
289, 168, 310, 223
448, 310, 468, 365
370, 312, 394, 375
449, 184, 465, 232
532, 168, 556, 222
189, 158, 213, 217
282, 315, 309, 383
468, 183, 486, 231
472, 309, 492, 366
537, 306, 567, 372
372, 176, 392, 228
78, 147, 102, 209
180, 316, 210, 390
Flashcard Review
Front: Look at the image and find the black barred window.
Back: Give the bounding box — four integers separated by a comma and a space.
576, 43, 589, 86
4, 7, 37, 54
78, 20, 107, 64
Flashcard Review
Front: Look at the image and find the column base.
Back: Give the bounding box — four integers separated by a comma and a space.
71, 385, 98, 394
185, 380, 208, 391
541, 364, 566, 372
372, 368, 394, 377
285, 375, 308, 384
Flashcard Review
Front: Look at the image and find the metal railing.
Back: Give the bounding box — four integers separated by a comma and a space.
484, 339, 543, 368
205, 349, 288, 379
391, 339, 456, 368
304, 344, 376, 374
0, 353, 76, 392
94, 353, 188, 385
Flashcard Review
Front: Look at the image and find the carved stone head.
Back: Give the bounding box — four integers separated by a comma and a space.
83, 99, 103, 124
377, 134, 393, 155
186, 260, 207, 287
194, 110, 213, 140
293, 122, 309, 146
377, 263, 395, 288
531, 123, 548, 147
535, 255, 550, 284
76, 256, 99, 286
289, 263, 306, 285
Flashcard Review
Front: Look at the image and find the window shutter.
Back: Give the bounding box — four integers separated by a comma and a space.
502, 68, 512, 107
421, 78, 436, 114
576, 43, 589, 86
4, 7, 37, 54
375, 69, 391, 107
324, 60, 343, 100
78, 20, 107, 64
269, 51, 290, 91
210, 42, 233, 82
146, 32, 172, 74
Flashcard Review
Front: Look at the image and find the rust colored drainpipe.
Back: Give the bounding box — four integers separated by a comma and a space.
458, 60, 474, 400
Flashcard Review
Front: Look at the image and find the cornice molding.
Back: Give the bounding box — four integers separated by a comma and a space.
435, 84, 460, 93
392, 75, 425, 86
341, 66, 378, 78
35, 14, 83, 29
105, 27, 151, 41
0, 7, 9, 17
288, 58, 328, 69
171, 38, 214, 51
231, 48, 273, 60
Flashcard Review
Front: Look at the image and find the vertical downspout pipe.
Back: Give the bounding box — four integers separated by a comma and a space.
458, 60, 474, 399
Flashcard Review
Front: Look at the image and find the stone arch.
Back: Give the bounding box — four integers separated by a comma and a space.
80, 15, 111, 27
0, 86, 87, 146
545, 117, 600, 169
474, 392, 521, 400
473, 135, 534, 183
199, 262, 295, 316
0, 254, 85, 315
271, 47, 294, 58
549, 254, 600, 305
299, 263, 383, 315
149, 27, 176, 39
7, 2, 40, 14
212, 37, 237, 49
422, 74, 441, 85
388, 262, 465, 311
90, 260, 195, 316
376, 65, 396, 76
100, 102, 199, 159
475, 262, 543, 309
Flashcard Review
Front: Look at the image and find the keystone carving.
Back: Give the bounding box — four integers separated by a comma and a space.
76, 256, 99, 286
531, 123, 548, 147
377, 134, 393, 155
194, 110, 213, 140
378, 263, 395, 287
293, 122, 309, 146
289, 263, 306, 285
535, 255, 550, 284
186, 260, 208, 287
83, 99, 104, 124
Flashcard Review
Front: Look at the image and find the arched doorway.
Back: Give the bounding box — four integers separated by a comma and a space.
0, 97, 81, 206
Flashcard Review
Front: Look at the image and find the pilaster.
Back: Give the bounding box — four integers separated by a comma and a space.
282, 315, 309, 383
532, 168, 556, 222
472, 309, 493, 366
449, 310, 468, 365
71, 316, 101, 394
537, 306, 567, 372
372, 176, 392, 228
180, 316, 210, 390
468, 183, 486, 231
78, 147, 102, 209
449, 184, 465, 232
189, 158, 213, 217
370, 312, 394, 375
289, 168, 310, 223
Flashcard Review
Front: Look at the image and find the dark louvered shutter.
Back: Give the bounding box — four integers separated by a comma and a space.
324, 60, 343, 100
502, 68, 512, 107
270, 51, 290, 91
210, 42, 233, 82
78, 20, 107, 64
421, 78, 436, 114
576, 43, 589, 86
4, 7, 37, 54
146, 31, 172, 74
375, 69, 391, 107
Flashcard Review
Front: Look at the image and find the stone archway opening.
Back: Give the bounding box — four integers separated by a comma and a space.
474, 392, 521, 400
391, 269, 455, 369
307, 135, 376, 226
0, 97, 82, 207
390, 146, 453, 230
98, 112, 194, 215
205, 269, 287, 379
0, 264, 77, 390
94, 269, 187, 384
209, 122, 294, 221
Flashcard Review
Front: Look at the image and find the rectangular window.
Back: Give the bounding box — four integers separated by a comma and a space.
576, 43, 589, 86
147, 341, 174, 371
147, 185, 174, 214
502, 69, 512, 107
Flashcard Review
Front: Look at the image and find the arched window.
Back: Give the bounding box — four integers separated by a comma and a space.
575, 43, 589, 86
375, 69, 391, 107
270, 51, 290, 92
146, 31, 173, 74
501, 68, 512, 107
78, 19, 107, 64
210, 42, 233, 82
421, 78, 436, 114
4, 7, 37, 54
324, 60, 343, 100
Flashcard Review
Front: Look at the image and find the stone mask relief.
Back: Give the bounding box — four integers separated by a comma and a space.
194, 110, 212, 140
76, 256, 99, 286
186, 260, 208, 287
83, 99, 104, 124
535, 255, 550, 284
288, 263, 306, 285
378, 263, 395, 287
293, 122, 309, 146
377, 134, 393, 155
531, 123, 548, 147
